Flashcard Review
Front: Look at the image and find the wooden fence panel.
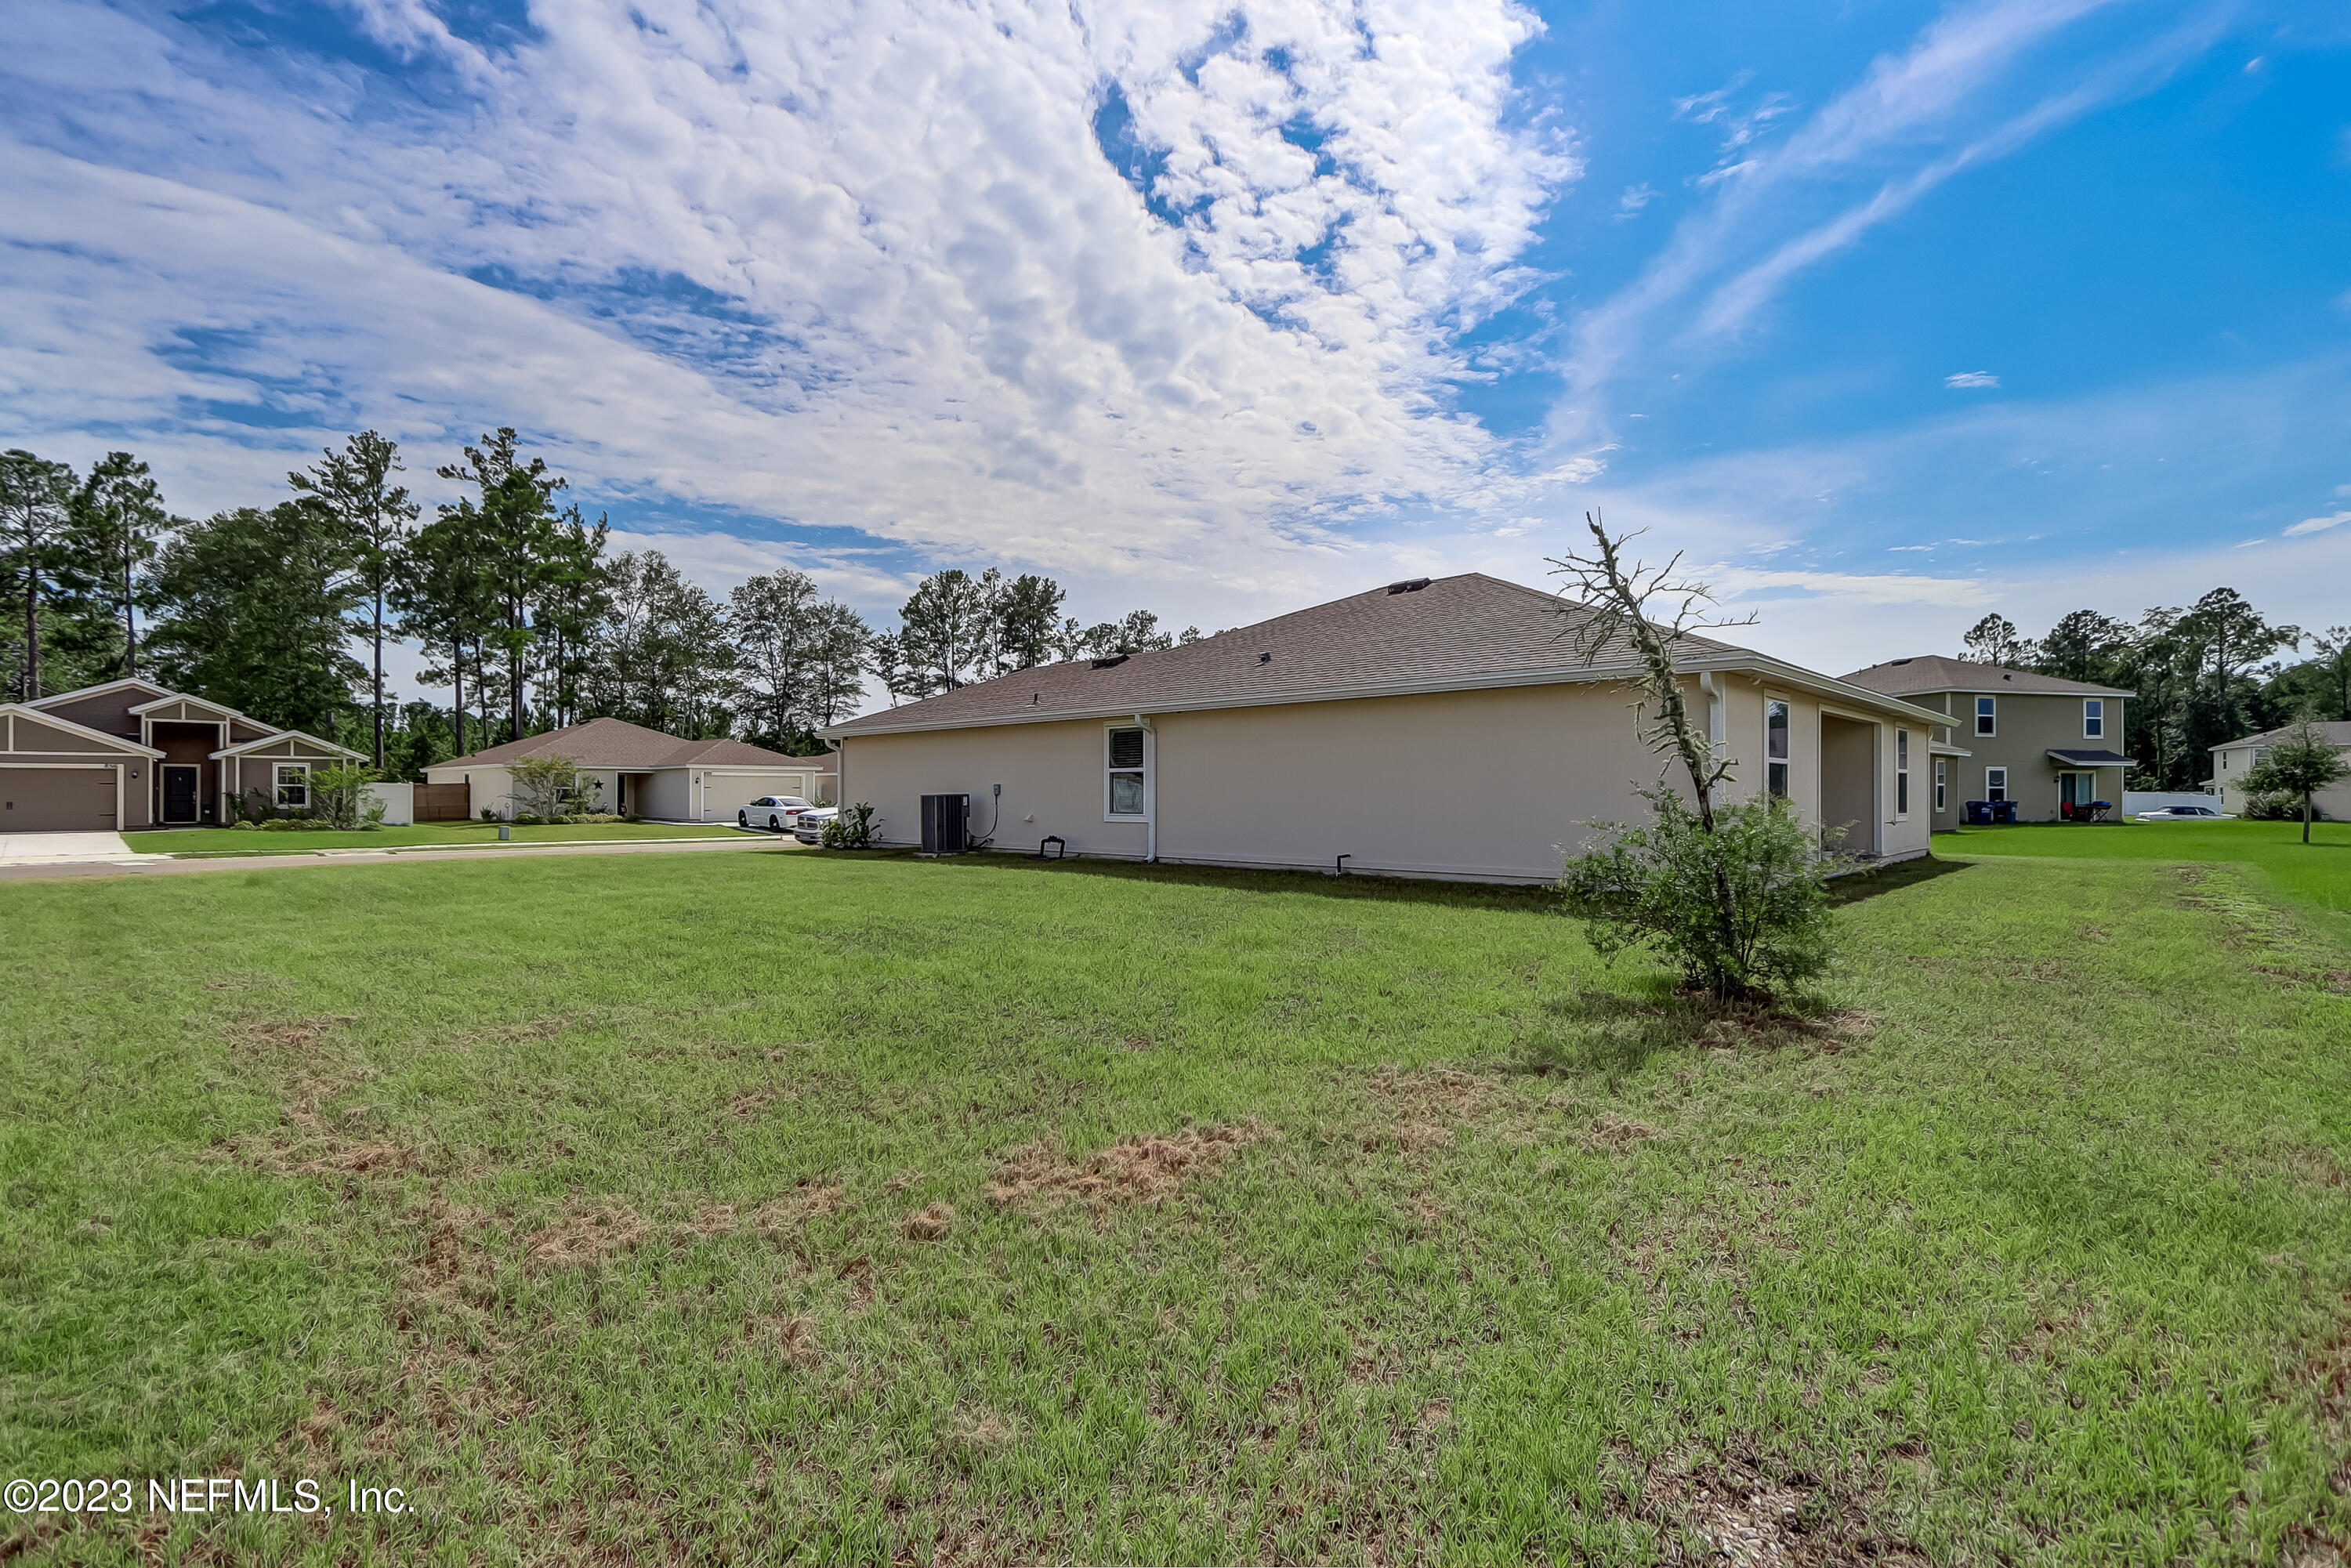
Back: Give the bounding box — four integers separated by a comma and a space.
412, 781, 472, 821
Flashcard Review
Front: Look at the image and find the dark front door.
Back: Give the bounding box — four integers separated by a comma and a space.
163, 766, 199, 824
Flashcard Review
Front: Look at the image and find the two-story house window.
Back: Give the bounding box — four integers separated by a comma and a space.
2083, 699, 2104, 738
1975, 696, 1997, 737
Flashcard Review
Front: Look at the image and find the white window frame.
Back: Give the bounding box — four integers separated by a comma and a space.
1103, 723, 1150, 821
1975, 696, 1997, 737
1934, 758, 1947, 813
1985, 766, 2009, 803
274, 761, 312, 809
1895, 729, 1910, 819
1765, 697, 1791, 799
2083, 698, 2104, 739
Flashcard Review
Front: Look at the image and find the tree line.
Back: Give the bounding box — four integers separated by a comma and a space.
2, 431, 1204, 779
1957, 591, 2349, 789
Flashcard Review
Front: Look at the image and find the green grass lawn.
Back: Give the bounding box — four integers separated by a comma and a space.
4, 846, 2349, 1564
1943, 818, 2351, 922
122, 820, 755, 856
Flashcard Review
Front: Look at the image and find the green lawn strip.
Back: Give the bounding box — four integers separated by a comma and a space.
123, 821, 764, 856
1940, 819, 2351, 922
2, 851, 2347, 1563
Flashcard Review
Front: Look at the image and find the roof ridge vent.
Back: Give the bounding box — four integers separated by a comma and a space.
1089, 654, 1129, 670
1385, 577, 1432, 595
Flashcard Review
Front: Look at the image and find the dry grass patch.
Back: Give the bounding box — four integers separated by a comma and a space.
987, 1121, 1267, 1210
526, 1203, 650, 1265
903, 1201, 955, 1240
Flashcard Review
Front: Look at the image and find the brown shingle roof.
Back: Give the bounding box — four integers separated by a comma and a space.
1838, 654, 2132, 700
439, 716, 835, 770
2212, 720, 2351, 751
831, 573, 1759, 735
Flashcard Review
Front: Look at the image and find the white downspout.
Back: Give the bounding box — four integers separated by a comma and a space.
1698, 672, 1726, 761
1136, 712, 1156, 863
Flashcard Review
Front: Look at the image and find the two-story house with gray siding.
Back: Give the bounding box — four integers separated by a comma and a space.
1840, 656, 2133, 825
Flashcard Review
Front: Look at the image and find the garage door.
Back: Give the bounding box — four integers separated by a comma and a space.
0, 766, 117, 831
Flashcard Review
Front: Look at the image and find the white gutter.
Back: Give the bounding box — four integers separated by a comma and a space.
820, 652, 1951, 740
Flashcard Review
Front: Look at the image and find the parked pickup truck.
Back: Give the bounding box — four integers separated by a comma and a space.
792, 806, 839, 845
738, 795, 816, 832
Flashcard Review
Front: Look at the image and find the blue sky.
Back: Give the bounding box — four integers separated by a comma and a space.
2, 0, 2347, 693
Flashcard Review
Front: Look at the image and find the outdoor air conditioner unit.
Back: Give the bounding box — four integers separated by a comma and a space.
918, 793, 969, 856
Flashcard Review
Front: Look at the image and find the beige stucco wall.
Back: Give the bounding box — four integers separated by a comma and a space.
839, 674, 1933, 882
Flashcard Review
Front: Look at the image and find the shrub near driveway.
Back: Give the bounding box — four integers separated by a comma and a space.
2, 850, 2349, 1563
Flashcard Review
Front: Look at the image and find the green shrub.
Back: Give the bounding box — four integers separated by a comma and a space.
820, 803, 878, 849
230, 820, 257, 831
2238, 793, 2320, 822
1560, 791, 1842, 1004
556, 812, 627, 826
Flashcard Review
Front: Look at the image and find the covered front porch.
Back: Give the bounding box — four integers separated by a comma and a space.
2046, 748, 2136, 821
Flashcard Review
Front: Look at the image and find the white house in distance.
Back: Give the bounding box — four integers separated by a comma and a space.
820, 573, 1951, 882
426, 717, 836, 823
2210, 721, 2351, 819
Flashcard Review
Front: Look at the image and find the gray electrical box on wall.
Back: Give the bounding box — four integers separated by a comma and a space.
918, 793, 969, 856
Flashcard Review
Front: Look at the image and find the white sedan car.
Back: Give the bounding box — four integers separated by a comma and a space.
2135, 804, 2233, 820
792, 806, 839, 844
737, 795, 815, 832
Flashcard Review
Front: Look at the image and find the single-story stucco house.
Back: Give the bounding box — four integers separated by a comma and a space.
2211, 720, 2351, 819
820, 573, 1954, 882
1, 677, 362, 831
426, 717, 837, 822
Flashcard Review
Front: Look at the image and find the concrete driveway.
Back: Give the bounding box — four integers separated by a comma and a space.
0, 831, 137, 864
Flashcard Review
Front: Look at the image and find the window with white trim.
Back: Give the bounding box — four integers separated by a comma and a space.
1106, 726, 1147, 817
2083, 698, 2104, 739
1765, 700, 1790, 798
1896, 729, 1910, 817
1975, 696, 1997, 737
1934, 758, 1947, 813
275, 762, 310, 809
1985, 766, 2008, 803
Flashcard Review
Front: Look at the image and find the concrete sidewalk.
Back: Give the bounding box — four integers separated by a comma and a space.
0, 831, 139, 865
0, 835, 797, 882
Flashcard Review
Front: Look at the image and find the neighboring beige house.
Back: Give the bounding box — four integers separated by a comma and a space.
2, 677, 360, 831
1841, 656, 2132, 825
2211, 721, 2351, 819
820, 574, 1948, 882
427, 717, 836, 822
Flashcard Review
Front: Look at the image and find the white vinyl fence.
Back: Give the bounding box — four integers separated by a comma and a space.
364, 781, 415, 826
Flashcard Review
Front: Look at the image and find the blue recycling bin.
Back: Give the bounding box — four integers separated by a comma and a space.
1965, 800, 1994, 825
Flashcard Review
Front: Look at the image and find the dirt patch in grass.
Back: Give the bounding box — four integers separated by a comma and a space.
987, 1121, 1266, 1210
903, 1201, 954, 1240
1588, 1112, 1665, 1151
1628, 1443, 1929, 1566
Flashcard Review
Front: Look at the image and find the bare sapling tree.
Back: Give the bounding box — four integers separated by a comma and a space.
1548, 513, 1751, 824
1550, 512, 1838, 1005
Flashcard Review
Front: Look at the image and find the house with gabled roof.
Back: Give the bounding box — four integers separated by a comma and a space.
820, 573, 1952, 882
426, 716, 836, 822
1840, 655, 2133, 825
2, 677, 362, 831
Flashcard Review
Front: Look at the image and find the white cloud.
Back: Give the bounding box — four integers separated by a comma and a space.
1943, 370, 2001, 389
0, 0, 1580, 605
1616, 183, 1657, 216
2284, 510, 2351, 538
